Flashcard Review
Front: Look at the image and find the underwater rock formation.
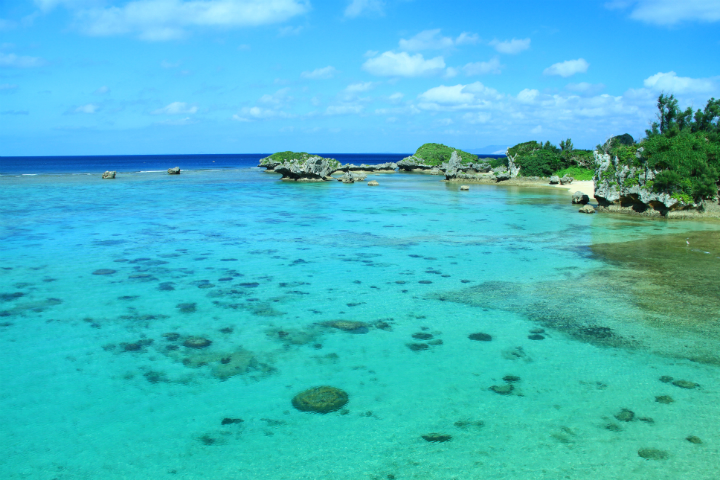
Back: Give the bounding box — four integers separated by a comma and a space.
421, 433, 452, 443
321, 320, 369, 334
292, 386, 349, 413
578, 204, 595, 214
183, 336, 212, 349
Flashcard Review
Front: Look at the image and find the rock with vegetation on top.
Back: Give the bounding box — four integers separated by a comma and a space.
579, 204, 595, 214
102, 171, 116, 179
260, 152, 341, 182
168, 166, 181, 175
572, 191, 590, 204
292, 386, 349, 413
399, 143, 478, 172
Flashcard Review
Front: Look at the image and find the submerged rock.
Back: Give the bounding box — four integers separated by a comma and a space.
655, 395, 674, 404
421, 433, 452, 443
183, 336, 212, 349
468, 332, 492, 341
167, 166, 181, 175
292, 386, 349, 413
92, 269, 116, 275
102, 171, 116, 179
579, 204, 596, 214
321, 320, 369, 334
490, 384, 514, 395
638, 448, 669, 460
614, 408, 635, 422
672, 379, 699, 389
686, 435, 702, 444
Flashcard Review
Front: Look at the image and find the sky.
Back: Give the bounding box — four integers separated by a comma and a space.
1, 0, 719, 156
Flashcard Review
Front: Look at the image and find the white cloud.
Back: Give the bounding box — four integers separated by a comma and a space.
463, 58, 502, 76
455, 32, 480, 45
399, 29, 480, 51
345, 82, 374, 93
363, 51, 445, 77
326, 104, 364, 115
259, 88, 291, 105
444, 67, 459, 78
607, 0, 720, 25
74, 103, 99, 114
67, 0, 310, 40
301, 66, 337, 79
399, 29, 454, 51
490, 38, 530, 55
418, 84, 475, 105
543, 58, 589, 77
0, 52, 46, 68
462, 112, 491, 124
344, 0, 384, 18
643, 71, 717, 94
531, 125, 543, 134
517, 88, 539, 103
233, 105, 292, 121
156, 116, 196, 125
152, 101, 198, 115
388, 92, 403, 102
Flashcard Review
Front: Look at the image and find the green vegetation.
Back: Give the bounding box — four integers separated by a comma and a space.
508, 139, 594, 177
414, 143, 477, 166
606, 94, 720, 201
555, 166, 594, 181
260, 151, 340, 169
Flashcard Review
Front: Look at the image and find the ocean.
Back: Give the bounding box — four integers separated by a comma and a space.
1, 154, 719, 479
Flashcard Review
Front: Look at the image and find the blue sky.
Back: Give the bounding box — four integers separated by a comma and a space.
1, 0, 719, 155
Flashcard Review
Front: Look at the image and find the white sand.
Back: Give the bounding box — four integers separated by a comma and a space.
548, 180, 595, 198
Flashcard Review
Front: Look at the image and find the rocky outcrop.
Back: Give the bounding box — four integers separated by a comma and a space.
439, 150, 519, 183
572, 191, 590, 204
338, 171, 367, 184
102, 171, 116, 179
340, 162, 397, 173
273, 156, 341, 182
593, 149, 702, 215
579, 204, 595, 214
560, 175, 574, 185
168, 166, 181, 175
549, 175, 559, 185
368, 180, 379, 186
397, 156, 437, 171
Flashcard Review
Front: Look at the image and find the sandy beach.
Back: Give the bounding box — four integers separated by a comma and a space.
548, 180, 595, 199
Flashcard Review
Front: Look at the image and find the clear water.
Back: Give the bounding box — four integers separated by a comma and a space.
1, 166, 719, 479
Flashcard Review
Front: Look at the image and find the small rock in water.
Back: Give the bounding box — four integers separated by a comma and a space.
468, 332, 492, 342
655, 395, 674, 404
183, 336, 212, 349
176, 302, 197, 313
101, 170, 116, 179
412, 332, 433, 340
529, 328, 545, 334
421, 433, 452, 443
368, 180, 379, 186
292, 386, 349, 414
459, 185, 469, 191
167, 166, 181, 175
490, 384, 514, 395
528, 334, 545, 340
321, 320, 369, 334
686, 435, 702, 444
503, 375, 521, 383
221, 418, 244, 425
453, 420, 484, 430
92, 269, 116, 275
427, 339, 443, 346
672, 379, 699, 389
638, 448, 669, 460
407, 343, 429, 351
659, 375, 673, 383
578, 204, 595, 214
614, 408, 634, 422
418, 280, 432, 284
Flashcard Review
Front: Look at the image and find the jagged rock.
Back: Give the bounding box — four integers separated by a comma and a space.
292, 386, 349, 413
572, 191, 590, 204
340, 162, 397, 172
460, 185, 469, 191
168, 166, 181, 175
495, 171, 512, 182
102, 171, 116, 179
442, 151, 463, 180
273, 156, 339, 182
397, 156, 436, 171
368, 180, 379, 186
549, 175, 560, 185
560, 175, 574, 185
579, 205, 595, 214
338, 171, 366, 184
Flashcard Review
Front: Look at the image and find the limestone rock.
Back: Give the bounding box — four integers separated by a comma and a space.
549, 175, 560, 185
292, 386, 349, 413
102, 171, 116, 179
273, 156, 339, 182
341, 162, 397, 172
579, 205, 595, 214
368, 180, 379, 186
168, 166, 181, 175
460, 185, 469, 191
560, 175, 574, 185
572, 191, 590, 204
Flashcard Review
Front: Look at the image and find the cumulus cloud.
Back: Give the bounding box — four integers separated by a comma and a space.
490, 38, 530, 55
344, 0, 384, 18
363, 51, 445, 77
643, 71, 717, 94
399, 29, 480, 51
543, 58, 589, 77
419, 84, 475, 105
62, 0, 310, 40
233, 106, 292, 120
463, 58, 502, 76
301, 66, 337, 79
606, 0, 720, 26
0, 52, 46, 68
74, 103, 99, 113
345, 82, 374, 93
152, 101, 198, 115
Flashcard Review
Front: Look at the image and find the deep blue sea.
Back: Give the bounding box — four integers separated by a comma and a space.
1, 154, 719, 479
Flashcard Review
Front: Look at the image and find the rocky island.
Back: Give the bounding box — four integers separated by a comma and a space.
258, 151, 341, 182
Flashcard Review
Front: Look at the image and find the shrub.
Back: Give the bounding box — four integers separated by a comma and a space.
414, 143, 477, 165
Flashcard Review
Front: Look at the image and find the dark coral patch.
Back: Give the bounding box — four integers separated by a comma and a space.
183, 337, 212, 349
292, 386, 349, 414
468, 332, 492, 341
92, 269, 116, 275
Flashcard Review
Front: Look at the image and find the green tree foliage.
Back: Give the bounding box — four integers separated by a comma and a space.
509, 139, 593, 177
413, 143, 477, 165
616, 94, 720, 201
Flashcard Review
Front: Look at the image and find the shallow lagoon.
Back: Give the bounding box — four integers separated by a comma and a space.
1, 168, 719, 479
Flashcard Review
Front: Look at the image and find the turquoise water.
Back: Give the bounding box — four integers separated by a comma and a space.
1, 169, 719, 479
